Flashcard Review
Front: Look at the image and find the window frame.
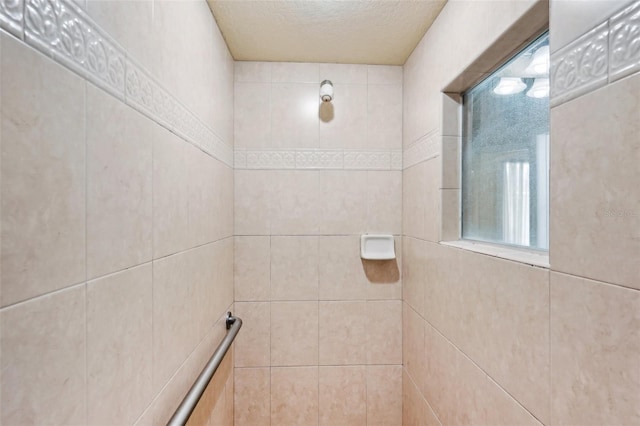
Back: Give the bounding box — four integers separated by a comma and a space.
437, 24, 550, 268
459, 31, 550, 252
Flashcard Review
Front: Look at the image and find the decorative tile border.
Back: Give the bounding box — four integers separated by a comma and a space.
551, 0, 640, 107
296, 150, 343, 169
234, 149, 402, 170
403, 130, 439, 169
550, 23, 609, 107
609, 1, 640, 81
24, 0, 126, 100
0, 0, 234, 167
0, 0, 23, 37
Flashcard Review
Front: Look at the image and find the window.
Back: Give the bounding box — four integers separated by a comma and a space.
461, 32, 549, 251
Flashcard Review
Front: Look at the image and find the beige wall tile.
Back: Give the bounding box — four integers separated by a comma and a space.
153, 126, 190, 258
213, 162, 234, 241
271, 171, 320, 235
193, 242, 233, 342
319, 301, 367, 365
551, 272, 640, 425
402, 238, 426, 316
234, 368, 270, 426
1, 286, 86, 425
367, 65, 403, 86
551, 72, 640, 290
86, 84, 153, 279
271, 301, 319, 366
186, 146, 217, 247
271, 236, 319, 301
235, 61, 272, 83
152, 250, 199, 390
153, 0, 234, 139
235, 236, 271, 302
440, 136, 460, 189
440, 189, 460, 241
403, 159, 440, 241
272, 62, 319, 83
234, 82, 271, 149
403, 302, 426, 396
366, 300, 402, 364
402, 56, 435, 148
271, 367, 319, 426
367, 84, 403, 150
319, 84, 367, 149
318, 63, 367, 85
422, 322, 457, 426
319, 366, 366, 426
235, 170, 272, 235
426, 246, 550, 423
212, 239, 235, 322
550, 0, 630, 51
271, 83, 319, 148
193, 244, 216, 341
403, 368, 440, 426
420, 241, 456, 336
87, 0, 155, 73
234, 302, 270, 367
0, 34, 86, 306
219, 370, 235, 426
210, 30, 235, 145
87, 264, 153, 425
441, 93, 461, 138
319, 171, 367, 235
455, 348, 542, 426
402, 165, 425, 237
318, 236, 367, 300
423, 159, 441, 242
367, 171, 402, 235
366, 365, 402, 426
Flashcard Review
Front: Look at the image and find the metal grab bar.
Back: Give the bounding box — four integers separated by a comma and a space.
167, 312, 243, 426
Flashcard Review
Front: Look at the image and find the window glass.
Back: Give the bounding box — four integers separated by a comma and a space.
461, 32, 549, 250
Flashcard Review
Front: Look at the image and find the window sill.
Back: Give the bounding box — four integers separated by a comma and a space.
440, 240, 550, 268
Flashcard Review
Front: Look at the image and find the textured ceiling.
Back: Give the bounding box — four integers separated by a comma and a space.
207, 0, 448, 65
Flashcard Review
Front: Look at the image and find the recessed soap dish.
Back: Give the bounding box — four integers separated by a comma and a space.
360, 234, 395, 260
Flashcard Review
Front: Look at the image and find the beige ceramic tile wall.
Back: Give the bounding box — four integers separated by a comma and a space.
402, 0, 640, 425
233, 62, 403, 425
0, 0, 235, 424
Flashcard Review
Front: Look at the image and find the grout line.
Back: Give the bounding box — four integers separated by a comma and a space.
268, 234, 273, 426
0, 280, 87, 311
83, 74, 89, 426
0, 236, 235, 313
150, 93, 156, 418
419, 307, 546, 425
235, 363, 403, 369
548, 270, 552, 424
550, 269, 640, 293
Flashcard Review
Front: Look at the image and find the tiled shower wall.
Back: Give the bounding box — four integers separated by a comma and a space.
0, 0, 235, 424
402, 0, 639, 425
233, 62, 404, 425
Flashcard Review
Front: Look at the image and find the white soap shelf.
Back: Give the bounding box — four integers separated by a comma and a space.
360, 234, 395, 260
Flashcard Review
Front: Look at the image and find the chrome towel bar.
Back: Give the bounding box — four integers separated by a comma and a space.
167, 312, 242, 426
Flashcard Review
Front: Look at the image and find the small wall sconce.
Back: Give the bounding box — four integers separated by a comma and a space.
320, 80, 334, 102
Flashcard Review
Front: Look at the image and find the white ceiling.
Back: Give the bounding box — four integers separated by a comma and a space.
207, 0, 448, 65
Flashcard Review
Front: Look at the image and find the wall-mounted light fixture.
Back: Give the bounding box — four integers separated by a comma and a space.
320, 80, 334, 102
